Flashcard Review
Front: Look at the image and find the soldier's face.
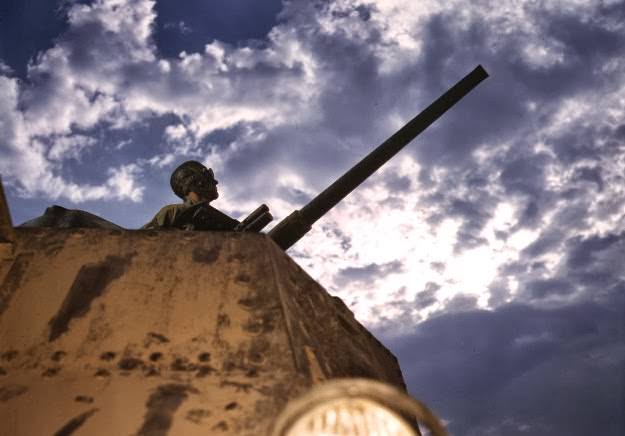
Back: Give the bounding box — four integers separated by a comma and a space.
191, 168, 219, 202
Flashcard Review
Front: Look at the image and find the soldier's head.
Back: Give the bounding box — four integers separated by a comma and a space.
170, 160, 219, 203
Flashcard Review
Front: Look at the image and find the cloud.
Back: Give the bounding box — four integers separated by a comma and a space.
415, 282, 440, 309
0, 60, 13, 75
379, 299, 625, 436
1, 0, 624, 331
104, 163, 145, 202
337, 259, 404, 286
47, 135, 97, 161
0, 72, 144, 203
2, 3, 625, 434
2, 0, 323, 205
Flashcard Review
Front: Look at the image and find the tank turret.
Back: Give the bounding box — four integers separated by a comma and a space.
0, 224, 406, 435
0, 65, 488, 435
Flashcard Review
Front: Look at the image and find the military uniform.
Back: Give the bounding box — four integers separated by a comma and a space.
142, 161, 238, 231
142, 199, 239, 231
141, 201, 192, 229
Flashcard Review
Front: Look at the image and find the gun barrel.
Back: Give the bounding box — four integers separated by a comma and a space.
236, 204, 270, 231
302, 65, 488, 224
245, 211, 273, 232
269, 65, 489, 250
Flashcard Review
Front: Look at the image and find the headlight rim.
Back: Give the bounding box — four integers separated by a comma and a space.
270, 378, 447, 436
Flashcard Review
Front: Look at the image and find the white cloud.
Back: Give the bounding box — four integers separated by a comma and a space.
145, 153, 176, 168
105, 163, 144, 201
48, 135, 97, 161
0, 60, 13, 75
163, 20, 192, 35
2, 0, 625, 336
3, 0, 313, 200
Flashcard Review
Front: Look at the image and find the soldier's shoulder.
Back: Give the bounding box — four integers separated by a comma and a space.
141, 202, 188, 229
156, 203, 187, 215
154, 203, 189, 223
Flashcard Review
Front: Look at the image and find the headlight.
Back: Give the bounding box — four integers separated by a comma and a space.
284, 396, 416, 435
271, 379, 447, 436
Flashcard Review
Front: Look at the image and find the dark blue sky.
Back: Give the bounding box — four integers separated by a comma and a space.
0, 0, 283, 78
0, 0, 69, 78
154, 0, 284, 57
1, 1, 624, 434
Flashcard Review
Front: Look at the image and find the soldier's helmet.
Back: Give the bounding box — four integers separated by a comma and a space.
170, 160, 217, 199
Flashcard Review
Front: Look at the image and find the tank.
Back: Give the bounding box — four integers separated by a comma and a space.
0, 66, 488, 436
0, 224, 408, 435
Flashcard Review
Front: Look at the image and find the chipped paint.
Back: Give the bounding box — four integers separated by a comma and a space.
0, 384, 27, 402
136, 384, 192, 436
48, 253, 134, 341
53, 408, 98, 436
0, 254, 30, 317
0, 229, 405, 435
304, 346, 326, 383
192, 244, 221, 263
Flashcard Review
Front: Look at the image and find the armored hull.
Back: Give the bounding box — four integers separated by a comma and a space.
0, 228, 405, 435
0, 64, 490, 435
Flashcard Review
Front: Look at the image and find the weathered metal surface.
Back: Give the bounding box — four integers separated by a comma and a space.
0, 178, 13, 243
0, 229, 405, 435
0, 179, 15, 290
18, 205, 124, 230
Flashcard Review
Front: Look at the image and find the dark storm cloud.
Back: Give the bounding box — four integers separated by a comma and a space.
543, 11, 624, 62
551, 127, 606, 166
487, 279, 511, 307
381, 2, 625, 256
378, 300, 625, 436
521, 228, 565, 258
502, 229, 625, 304
501, 5, 625, 102
415, 282, 440, 309
499, 153, 551, 197
615, 123, 625, 140
383, 172, 412, 193
516, 198, 546, 229
277, 185, 311, 205
573, 166, 604, 192
421, 179, 497, 251
563, 232, 625, 299
336, 260, 404, 286
566, 232, 621, 270
526, 277, 574, 299
448, 197, 492, 249
3, 4, 625, 436
443, 293, 478, 313
413, 23, 527, 166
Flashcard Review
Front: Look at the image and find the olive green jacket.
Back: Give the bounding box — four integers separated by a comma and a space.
141, 202, 191, 229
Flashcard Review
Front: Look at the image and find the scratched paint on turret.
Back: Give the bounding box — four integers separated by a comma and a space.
1, 229, 406, 435
192, 244, 221, 264
48, 253, 135, 342
0, 254, 31, 317
0, 384, 27, 402
268, 242, 407, 389
53, 408, 99, 436
136, 384, 194, 436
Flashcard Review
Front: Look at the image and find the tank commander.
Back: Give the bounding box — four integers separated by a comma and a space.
142, 160, 238, 231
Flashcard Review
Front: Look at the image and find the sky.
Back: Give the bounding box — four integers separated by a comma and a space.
1, 0, 624, 434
